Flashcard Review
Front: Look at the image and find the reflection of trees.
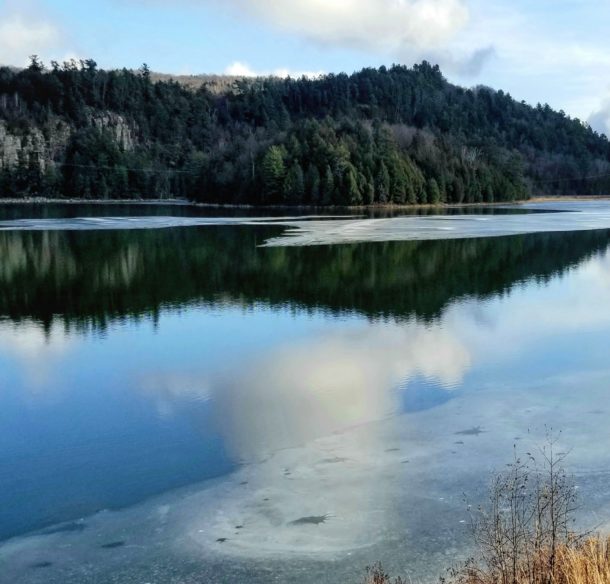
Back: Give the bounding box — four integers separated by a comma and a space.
1, 226, 610, 330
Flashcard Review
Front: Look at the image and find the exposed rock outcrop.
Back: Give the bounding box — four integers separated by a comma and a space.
88, 111, 135, 151
0, 111, 135, 172
0, 121, 23, 169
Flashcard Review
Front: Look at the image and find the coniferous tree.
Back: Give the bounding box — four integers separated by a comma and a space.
284, 162, 305, 203
305, 164, 321, 204
0, 59, 607, 203
376, 161, 391, 204
344, 164, 362, 205
260, 145, 287, 203
321, 165, 335, 205
427, 177, 441, 204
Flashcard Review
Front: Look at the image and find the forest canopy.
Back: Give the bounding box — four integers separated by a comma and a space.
1, 58, 609, 204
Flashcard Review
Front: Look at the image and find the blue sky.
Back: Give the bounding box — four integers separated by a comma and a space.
1, 0, 610, 134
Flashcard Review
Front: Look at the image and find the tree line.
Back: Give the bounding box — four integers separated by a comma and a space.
1, 58, 609, 203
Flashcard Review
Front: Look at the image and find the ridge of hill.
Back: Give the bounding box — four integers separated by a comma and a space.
1, 58, 609, 204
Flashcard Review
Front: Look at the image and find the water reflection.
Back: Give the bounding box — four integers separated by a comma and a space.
2, 222, 610, 582
215, 323, 468, 461
0, 202, 542, 222
0, 319, 74, 392
132, 321, 473, 556
1, 226, 610, 328
142, 323, 470, 462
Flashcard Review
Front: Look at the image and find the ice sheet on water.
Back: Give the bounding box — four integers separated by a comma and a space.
261, 202, 610, 247
0, 214, 357, 232
2, 371, 610, 584
0, 216, 246, 231
0, 201, 601, 244
3, 203, 610, 247
0, 201, 610, 247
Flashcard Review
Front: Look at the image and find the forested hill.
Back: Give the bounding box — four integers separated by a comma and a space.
1, 58, 610, 205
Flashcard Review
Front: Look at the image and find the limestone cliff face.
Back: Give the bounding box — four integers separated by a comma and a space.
87, 111, 135, 151
0, 110, 136, 171
0, 121, 32, 169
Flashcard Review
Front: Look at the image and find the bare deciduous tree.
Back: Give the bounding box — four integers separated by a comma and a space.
461, 431, 579, 584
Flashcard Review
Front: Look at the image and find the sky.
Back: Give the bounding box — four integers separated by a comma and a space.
1, 0, 610, 135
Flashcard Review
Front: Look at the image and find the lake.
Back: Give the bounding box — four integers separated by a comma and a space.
1, 201, 610, 583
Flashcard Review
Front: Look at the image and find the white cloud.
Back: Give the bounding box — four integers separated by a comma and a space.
403, 45, 496, 77
224, 60, 324, 78
224, 0, 469, 53
224, 61, 257, 76
588, 98, 610, 137
216, 1, 491, 78
0, 11, 60, 67
443, 0, 610, 121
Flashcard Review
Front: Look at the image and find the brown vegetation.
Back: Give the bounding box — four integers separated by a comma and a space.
448, 536, 610, 584
364, 539, 610, 584
364, 435, 610, 584
149, 72, 248, 93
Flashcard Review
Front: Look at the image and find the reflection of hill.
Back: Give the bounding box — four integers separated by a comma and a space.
1, 226, 609, 329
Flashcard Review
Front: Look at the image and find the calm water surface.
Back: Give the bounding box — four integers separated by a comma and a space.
1, 203, 610, 583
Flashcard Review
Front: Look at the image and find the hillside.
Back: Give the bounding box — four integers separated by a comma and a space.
1, 58, 609, 204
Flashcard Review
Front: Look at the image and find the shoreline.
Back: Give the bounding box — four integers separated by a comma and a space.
0, 195, 608, 209
0, 197, 192, 205
525, 195, 610, 203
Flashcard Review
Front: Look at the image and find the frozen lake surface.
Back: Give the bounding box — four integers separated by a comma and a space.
1, 202, 610, 247
262, 202, 610, 246
0, 201, 609, 583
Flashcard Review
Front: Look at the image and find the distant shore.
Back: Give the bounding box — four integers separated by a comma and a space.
526, 195, 610, 203
0, 195, 609, 208
0, 197, 192, 205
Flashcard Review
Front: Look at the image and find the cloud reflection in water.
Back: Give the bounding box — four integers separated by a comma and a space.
214, 322, 470, 461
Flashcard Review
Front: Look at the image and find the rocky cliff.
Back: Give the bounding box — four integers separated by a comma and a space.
0, 110, 135, 172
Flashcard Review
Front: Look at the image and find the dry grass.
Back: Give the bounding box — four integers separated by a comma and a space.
363, 437, 610, 584
554, 537, 610, 584
363, 537, 610, 584
452, 537, 610, 584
